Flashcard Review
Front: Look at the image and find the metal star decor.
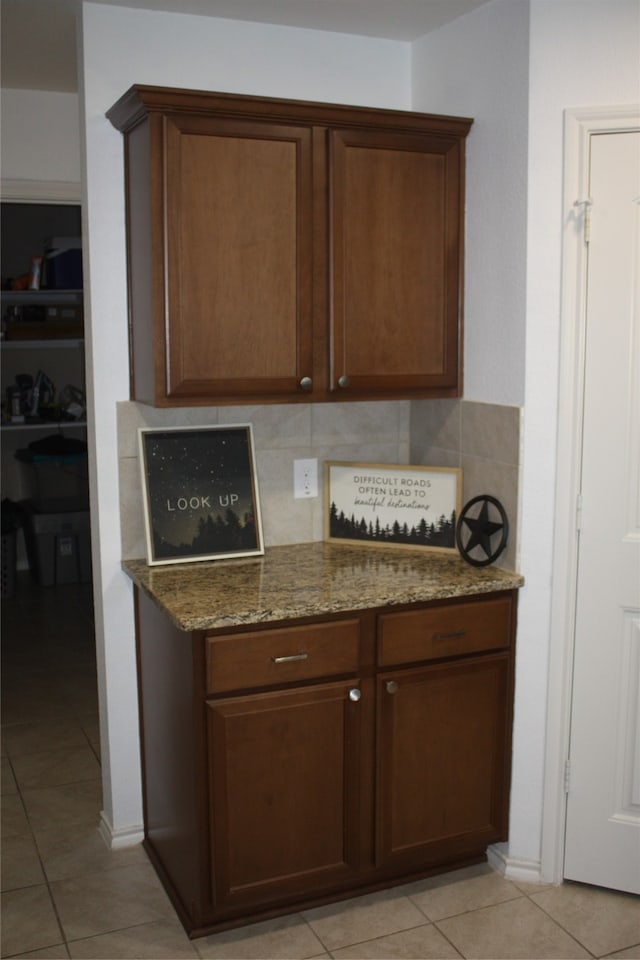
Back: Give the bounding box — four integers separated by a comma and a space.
456, 495, 509, 567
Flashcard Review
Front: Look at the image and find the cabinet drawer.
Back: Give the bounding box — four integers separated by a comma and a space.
378, 596, 512, 667
206, 619, 360, 694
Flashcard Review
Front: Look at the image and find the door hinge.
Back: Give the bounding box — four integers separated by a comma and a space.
576, 493, 583, 531
564, 759, 571, 794
574, 198, 592, 243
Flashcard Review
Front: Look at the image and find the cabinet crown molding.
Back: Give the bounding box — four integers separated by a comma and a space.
106, 83, 473, 139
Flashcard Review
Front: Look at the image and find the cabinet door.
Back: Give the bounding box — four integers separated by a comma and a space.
376, 653, 512, 873
206, 679, 362, 913
329, 128, 464, 398
162, 114, 314, 401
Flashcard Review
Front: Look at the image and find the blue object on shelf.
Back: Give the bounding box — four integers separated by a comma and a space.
43, 237, 83, 290
15, 446, 89, 514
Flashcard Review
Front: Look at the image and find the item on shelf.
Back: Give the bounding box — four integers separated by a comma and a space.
25, 433, 87, 455
8, 274, 30, 291
3, 302, 47, 328
21, 500, 91, 586
2, 301, 83, 340
6, 385, 24, 422
3, 372, 62, 424
58, 384, 85, 421
28, 256, 43, 290
28, 370, 55, 418
5, 374, 33, 422
43, 236, 82, 290
16, 434, 89, 513
1, 499, 24, 598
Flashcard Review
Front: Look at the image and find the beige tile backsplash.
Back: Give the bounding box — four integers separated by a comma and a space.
410, 399, 522, 570
118, 397, 521, 569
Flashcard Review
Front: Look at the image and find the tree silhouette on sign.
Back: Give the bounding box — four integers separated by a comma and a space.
329, 502, 456, 547
153, 507, 257, 558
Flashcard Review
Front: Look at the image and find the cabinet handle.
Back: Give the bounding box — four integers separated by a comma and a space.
338, 375, 350, 389
271, 653, 308, 664
433, 630, 466, 641
299, 376, 313, 391
349, 688, 361, 702
386, 680, 399, 694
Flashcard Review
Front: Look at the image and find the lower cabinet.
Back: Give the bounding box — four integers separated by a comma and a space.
206, 680, 363, 911
134, 587, 517, 937
376, 654, 512, 873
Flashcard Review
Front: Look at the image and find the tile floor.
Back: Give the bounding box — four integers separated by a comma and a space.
2, 572, 640, 960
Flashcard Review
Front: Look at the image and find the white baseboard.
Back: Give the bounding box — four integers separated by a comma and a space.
98, 811, 144, 850
488, 844, 546, 885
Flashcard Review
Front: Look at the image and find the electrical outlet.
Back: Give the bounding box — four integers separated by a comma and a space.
293, 458, 318, 499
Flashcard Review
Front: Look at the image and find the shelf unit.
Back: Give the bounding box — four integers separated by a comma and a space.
1, 290, 83, 305
1, 200, 89, 576
2, 338, 83, 349
2, 290, 87, 487
1, 332, 86, 427
2, 420, 87, 433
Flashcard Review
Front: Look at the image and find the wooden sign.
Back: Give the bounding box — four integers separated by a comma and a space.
326, 461, 462, 553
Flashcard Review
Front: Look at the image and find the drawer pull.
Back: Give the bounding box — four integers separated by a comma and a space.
433, 630, 467, 641
386, 680, 399, 694
349, 688, 361, 702
271, 653, 308, 664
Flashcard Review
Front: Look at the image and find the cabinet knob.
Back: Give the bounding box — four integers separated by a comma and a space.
349, 688, 361, 702
299, 376, 313, 391
338, 374, 350, 389
386, 680, 399, 694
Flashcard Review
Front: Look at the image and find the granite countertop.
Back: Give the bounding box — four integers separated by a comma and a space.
122, 541, 524, 632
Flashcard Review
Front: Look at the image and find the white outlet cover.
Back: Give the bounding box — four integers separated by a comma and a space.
293, 458, 318, 499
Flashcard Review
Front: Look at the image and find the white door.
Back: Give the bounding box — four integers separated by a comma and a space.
563, 129, 640, 893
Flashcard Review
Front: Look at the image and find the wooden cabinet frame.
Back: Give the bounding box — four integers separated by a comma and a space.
134, 586, 516, 937
108, 86, 472, 406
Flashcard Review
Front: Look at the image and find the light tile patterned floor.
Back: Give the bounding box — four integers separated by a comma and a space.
2, 573, 639, 959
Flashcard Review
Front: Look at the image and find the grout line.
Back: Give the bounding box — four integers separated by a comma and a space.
2, 768, 69, 956
304, 918, 435, 957
406, 885, 526, 924
430, 921, 465, 959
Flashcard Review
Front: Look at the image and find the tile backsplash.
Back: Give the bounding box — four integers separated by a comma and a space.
117, 400, 410, 560
410, 399, 522, 571
118, 397, 521, 570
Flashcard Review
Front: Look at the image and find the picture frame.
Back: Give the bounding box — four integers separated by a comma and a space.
325, 461, 462, 553
138, 424, 264, 565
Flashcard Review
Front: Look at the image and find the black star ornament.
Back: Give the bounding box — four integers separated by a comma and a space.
456, 495, 509, 567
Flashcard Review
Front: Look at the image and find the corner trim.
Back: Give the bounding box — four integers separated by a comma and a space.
98, 810, 144, 850
488, 844, 545, 885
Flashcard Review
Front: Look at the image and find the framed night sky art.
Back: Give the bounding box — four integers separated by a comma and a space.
138, 424, 264, 565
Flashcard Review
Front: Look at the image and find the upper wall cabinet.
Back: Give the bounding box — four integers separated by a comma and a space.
107, 86, 472, 406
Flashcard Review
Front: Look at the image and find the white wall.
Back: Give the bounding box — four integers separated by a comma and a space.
412, 0, 529, 408
79, 0, 411, 840
1, 89, 82, 194
413, 0, 640, 876
412, 0, 536, 870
